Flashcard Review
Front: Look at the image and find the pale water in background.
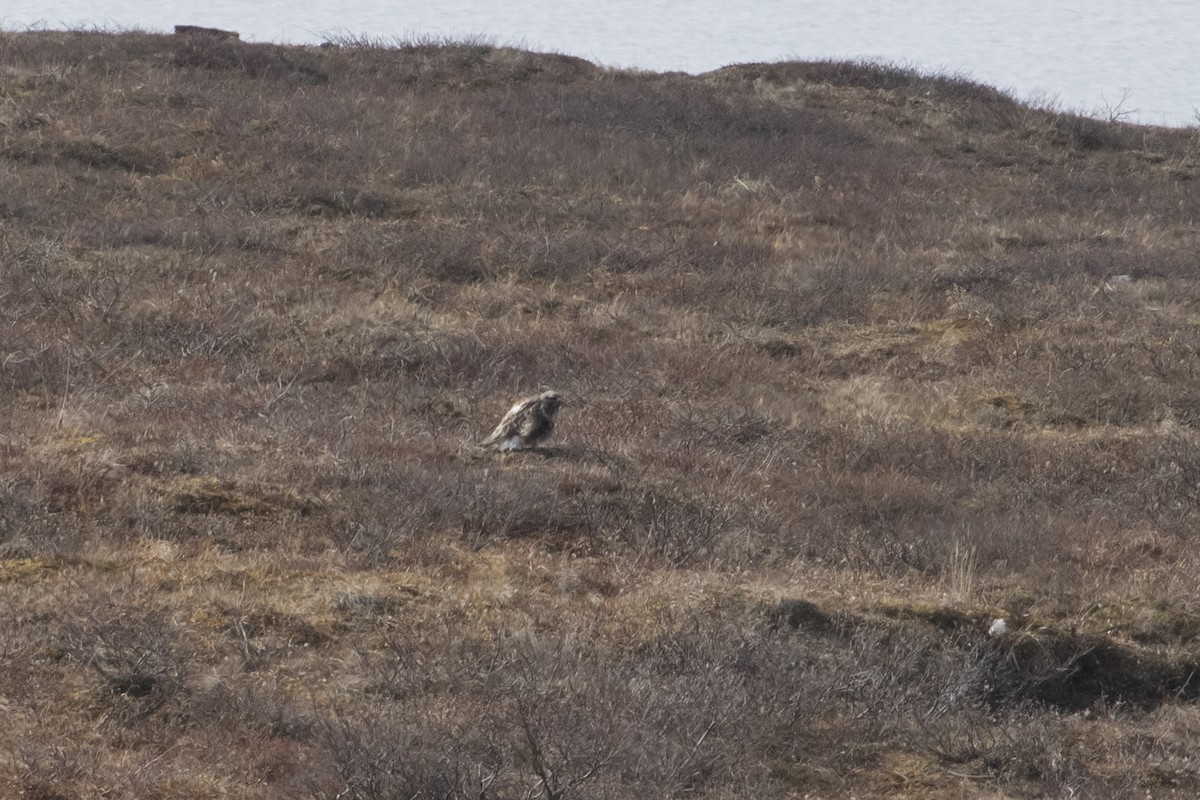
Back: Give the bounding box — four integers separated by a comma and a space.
3, 0, 1198, 126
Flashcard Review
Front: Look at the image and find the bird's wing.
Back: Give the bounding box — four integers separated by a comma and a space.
480, 397, 534, 445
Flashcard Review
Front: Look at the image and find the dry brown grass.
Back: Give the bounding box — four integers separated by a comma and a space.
5, 28, 1200, 798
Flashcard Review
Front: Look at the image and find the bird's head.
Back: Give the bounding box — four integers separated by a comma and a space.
539, 390, 563, 414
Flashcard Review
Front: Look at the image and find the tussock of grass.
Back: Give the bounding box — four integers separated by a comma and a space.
165, 476, 321, 517
5, 27, 1200, 798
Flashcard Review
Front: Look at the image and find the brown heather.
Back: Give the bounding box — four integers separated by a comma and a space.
4, 28, 1200, 798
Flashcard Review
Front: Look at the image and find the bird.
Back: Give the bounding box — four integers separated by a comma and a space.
480, 390, 564, 452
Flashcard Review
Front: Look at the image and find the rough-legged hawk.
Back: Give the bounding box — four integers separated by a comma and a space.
480, 390, 563, 451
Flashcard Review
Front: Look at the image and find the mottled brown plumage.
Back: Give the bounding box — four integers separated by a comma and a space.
480, 390, 563, 451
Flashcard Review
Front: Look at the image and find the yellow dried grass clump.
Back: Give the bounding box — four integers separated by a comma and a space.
165, 477, 321, 517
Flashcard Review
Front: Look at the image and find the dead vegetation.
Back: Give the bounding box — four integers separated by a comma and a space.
4, 28, 1200, 798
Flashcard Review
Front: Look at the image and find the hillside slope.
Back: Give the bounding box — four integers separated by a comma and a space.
3, 30, 1200, 798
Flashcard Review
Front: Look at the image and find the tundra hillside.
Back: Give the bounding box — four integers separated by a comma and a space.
3, 29, 1200, 799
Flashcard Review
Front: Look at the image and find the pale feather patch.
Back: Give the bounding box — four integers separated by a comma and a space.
500, 436, 523, 452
